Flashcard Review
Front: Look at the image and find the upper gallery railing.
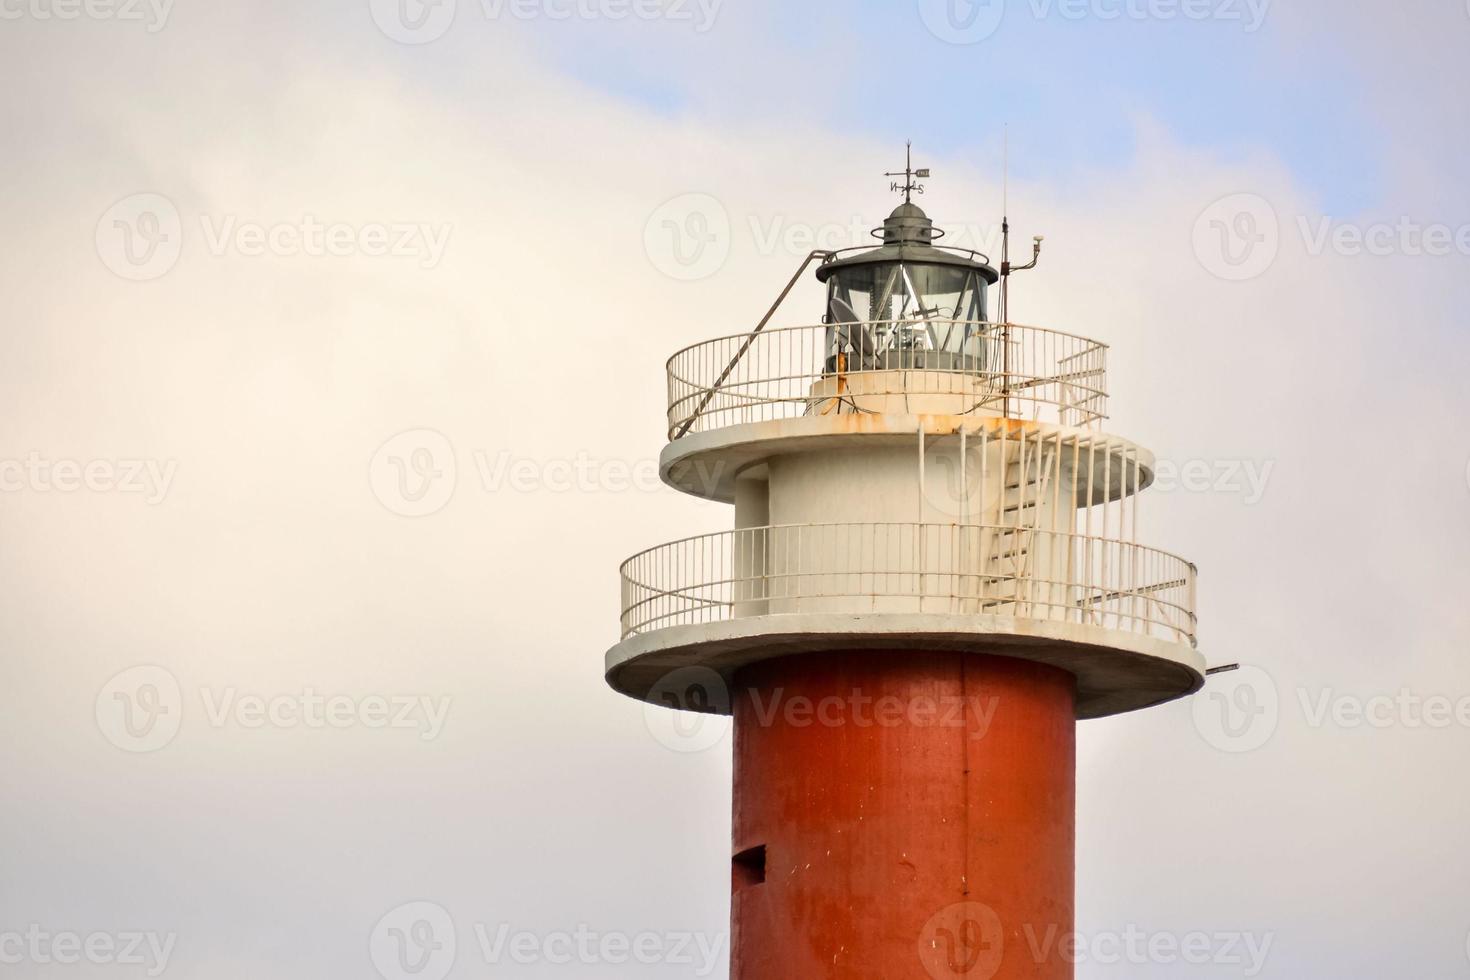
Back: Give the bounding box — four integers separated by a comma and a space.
667, 321, 1108, 439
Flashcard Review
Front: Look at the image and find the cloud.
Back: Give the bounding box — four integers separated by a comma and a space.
0, 2, 1466, 976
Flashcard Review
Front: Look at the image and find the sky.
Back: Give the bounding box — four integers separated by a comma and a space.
1, 0, 1468, 977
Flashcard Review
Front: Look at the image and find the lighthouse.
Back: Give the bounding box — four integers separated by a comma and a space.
608, 154, 1205, 979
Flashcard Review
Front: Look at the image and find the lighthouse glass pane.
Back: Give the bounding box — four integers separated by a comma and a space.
826, 263, 989, 371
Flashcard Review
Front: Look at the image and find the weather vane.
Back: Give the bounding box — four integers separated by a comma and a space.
884, 141, 930, 203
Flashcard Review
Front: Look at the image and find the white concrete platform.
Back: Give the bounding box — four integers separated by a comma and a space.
661, 413, 1156, 506
606, 612, 1206, 720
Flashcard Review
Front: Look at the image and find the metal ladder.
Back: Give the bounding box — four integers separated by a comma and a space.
977, 437, 1053, 613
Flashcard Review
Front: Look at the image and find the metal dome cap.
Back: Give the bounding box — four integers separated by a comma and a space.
815, 200, 999, 284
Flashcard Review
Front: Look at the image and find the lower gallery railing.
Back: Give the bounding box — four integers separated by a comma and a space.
620, 523, 1196, 647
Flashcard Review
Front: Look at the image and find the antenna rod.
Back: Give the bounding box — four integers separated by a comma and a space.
1000, 125, 1009, 326
1001, 212, 1010, 417
1000, 127, 1010, 416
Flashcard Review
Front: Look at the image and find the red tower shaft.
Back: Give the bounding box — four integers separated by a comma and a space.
731, 652, 1076, 979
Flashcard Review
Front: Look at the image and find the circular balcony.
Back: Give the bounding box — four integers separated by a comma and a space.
667, 321, 1108, 440
607, 522, 1203, 720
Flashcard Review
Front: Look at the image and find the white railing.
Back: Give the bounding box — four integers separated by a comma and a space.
667, 321, 1108, 439
620, 522, 1196, 648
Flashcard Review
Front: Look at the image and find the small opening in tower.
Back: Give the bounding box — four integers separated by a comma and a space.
731, 844, 767, 892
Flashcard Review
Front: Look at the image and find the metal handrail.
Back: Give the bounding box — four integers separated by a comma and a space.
666, 321, 1109, 439
619, 522, 1196, 647
672, 250, 834, 440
